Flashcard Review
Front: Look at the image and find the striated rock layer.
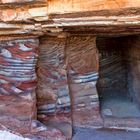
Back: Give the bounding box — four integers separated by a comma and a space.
0, 0, 139, 38
0, 0, 140, 139
0, 39, 38, 133
66, 36, 103, 128
0, 38, 66, 140
37, 36, 72, 138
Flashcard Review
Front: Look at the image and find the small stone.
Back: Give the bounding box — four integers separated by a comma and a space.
102, 108, 113, 116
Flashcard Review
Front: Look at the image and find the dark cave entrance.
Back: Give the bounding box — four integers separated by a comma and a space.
96, 36, 140, 119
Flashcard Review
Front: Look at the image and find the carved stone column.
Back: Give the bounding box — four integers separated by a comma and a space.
66, 36, 103, 128
37, 36, 72, 138
0, 38, 66, 140
0, 38, 38, 133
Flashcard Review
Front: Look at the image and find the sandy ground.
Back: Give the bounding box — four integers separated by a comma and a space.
72, 128, 140, 140
101, 90, 140, 118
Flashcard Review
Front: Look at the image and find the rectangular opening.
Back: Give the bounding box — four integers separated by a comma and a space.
96, 36, 140, 119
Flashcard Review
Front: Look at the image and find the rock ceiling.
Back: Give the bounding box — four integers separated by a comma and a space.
0, 0, 140, 39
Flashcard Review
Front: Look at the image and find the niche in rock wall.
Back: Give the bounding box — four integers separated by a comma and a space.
96, 36, 140, 119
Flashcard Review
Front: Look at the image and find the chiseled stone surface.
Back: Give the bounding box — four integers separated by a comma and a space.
97, 38, 127, 91
0, 0, 139, 37
0, 0, 140, 139
0, 38, 66, 140
66, 36, 103, 128
37, 36, 72, 138
0, 38, 38, 133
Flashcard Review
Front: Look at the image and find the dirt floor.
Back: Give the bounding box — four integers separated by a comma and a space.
72, 128, 140, 140
100, 90, 140, 118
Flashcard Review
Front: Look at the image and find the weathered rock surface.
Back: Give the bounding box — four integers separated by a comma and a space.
0, 0, 140, 139
0, 0, 139, 38
37, 36, 72, 138
97, 37, 127, 91
122, 36, 140, 104
66, 36, 103, 128
0, 38, 66, 140
0, 39, 38, 134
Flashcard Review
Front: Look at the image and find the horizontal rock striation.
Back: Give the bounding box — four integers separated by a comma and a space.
0, 38, 66, 140
37, 36, 72, 138
0, 0, 139, 38
66, 36, 103, 128
0, 0, 140, 139
0, 38, 38, 134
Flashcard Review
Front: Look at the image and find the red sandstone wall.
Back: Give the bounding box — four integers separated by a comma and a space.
37, 36, 72, 138
0, 38, 66, 140
37, 35, 103, 132
66, 36, 103, 128
0, 39, 38, 134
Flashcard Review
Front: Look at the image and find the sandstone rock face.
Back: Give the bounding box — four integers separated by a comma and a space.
97, 38, 127, 91
66, 36, 103, 128
0, 0, 140, 139
48, 0, 140, 14
0, 0, 139, 38
37, 36, 72, 138
0, 39, 38, 134
0, 38, 66, 140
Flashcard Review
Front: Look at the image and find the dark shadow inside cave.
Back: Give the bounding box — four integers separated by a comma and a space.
96, 36, 140, 118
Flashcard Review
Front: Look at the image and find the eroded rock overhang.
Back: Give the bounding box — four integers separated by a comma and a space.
0, 0, 140, 39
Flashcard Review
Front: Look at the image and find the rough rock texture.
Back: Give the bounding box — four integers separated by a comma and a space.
66, 36, 103, 128
97, 37, 127, 91
37, 36, 72, 138
123, 36, 140, 105
0, 0, 139, 38
0, 38, 66, 140
0, 0, 140, 139
0, 39, 38, 134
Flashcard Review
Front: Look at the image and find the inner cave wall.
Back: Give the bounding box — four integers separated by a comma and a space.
121, 36, 140, 104
97, 37, 127, 93
36, 36, 72, 137
97, 36, 140, 106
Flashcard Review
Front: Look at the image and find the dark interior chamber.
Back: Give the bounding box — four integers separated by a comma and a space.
96, 36, 140, 118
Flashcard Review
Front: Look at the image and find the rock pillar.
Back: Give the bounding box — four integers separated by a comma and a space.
37, 36, 72, 138
0, 38, 38, 134
66, 36, 103, 128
